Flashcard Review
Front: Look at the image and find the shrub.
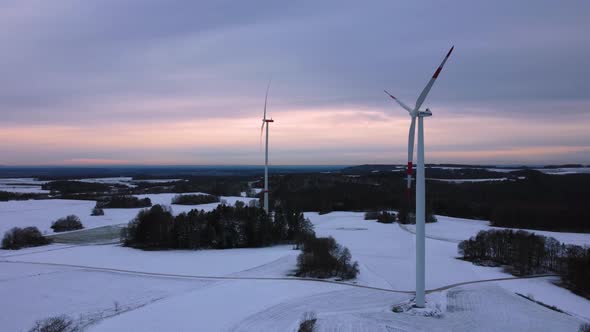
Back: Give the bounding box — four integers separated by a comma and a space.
51, 215, 84, 232
91, 206, 104, 216
296, 236, 359, 280
171, 194, 220, 205
398, 211, 437, 224
298, 311, 317, 332
96, 195, 152, 209
579, 323, 590, 332
2, 227, 52, 250
364, 211, 380, 220
28, 315, 79, 332
364, 211, 396, 223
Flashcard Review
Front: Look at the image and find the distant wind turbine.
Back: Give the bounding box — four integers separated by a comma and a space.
384, 46, 454, 308
260, 80, 274, 213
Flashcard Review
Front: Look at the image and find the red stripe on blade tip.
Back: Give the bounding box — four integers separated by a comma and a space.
433, 67, 443, 78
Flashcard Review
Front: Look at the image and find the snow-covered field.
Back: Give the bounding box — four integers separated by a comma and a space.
0, 177, 185, 193
77, 177, 184, 187
404, 215, 590, 246
426, 177, 508, 183
1, 200, 589, 331
428, 166, 590, 175
0, 193, 256, 236
0, 178, 50, 194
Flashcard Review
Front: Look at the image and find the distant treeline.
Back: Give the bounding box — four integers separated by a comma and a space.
160, 177, 245, 196
171, 194, 220, 205
32, 177, 247, 200
459, 229, 590, 299
122, 203, 314, 250
342, 165, 510, 179
42, 180, 114, 194
96, 195, 152, 209
268, 171, 590, 232
0, 191, 45, 201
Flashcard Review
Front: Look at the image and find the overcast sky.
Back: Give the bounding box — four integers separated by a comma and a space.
1, 0, 589, 165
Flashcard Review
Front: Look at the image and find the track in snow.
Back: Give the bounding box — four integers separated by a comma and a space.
0, 259, 557, 295
398, 223, 461, 243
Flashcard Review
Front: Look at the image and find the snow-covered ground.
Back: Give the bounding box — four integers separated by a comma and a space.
428, 166, 590, 175
77, 177, 184, 187
0, 262, 210, 332
0, 193, 256, 235
0, 178, 50, 194
0, 177, 187, 193
0, 205, 588, 331
536, 167, 590, 175
427, 177, 508, 183
404, 215, 590, 246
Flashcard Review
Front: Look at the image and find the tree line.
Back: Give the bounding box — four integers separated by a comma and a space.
171, 194, 219, 205
122, 202, 314, 250
459, 229, 590, 299
96, 195, 152, 209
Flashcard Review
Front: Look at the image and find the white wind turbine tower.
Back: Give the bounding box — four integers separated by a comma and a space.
384, 46, 454, 308
260, 81, 274, 213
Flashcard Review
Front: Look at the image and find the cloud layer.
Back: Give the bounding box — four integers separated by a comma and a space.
1, 1, 589, 165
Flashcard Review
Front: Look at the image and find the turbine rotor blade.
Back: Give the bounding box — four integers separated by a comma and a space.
384, 90, 412, 112
263, 79, 272, 120
260, 121, 265, 152
414, 46, 454, 111
407, 115, 417, 193
260, 79, 272, 152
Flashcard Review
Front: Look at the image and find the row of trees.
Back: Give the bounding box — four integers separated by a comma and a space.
171, 194, 219, 205
96, 195, 152, 209
42, 180, 112, 194
459, 229, 590, 298
0, 191, 45, 201
122, 202, 315, 250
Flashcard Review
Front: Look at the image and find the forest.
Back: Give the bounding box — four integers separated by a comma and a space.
267, 170, 590, 232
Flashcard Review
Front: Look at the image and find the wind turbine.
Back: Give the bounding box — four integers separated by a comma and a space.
384, 46, 454, 308
260, 80, 273, 213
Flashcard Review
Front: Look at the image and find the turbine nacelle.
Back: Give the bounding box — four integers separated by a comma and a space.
410, 108, 432, 118
419, 108, 432, 117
